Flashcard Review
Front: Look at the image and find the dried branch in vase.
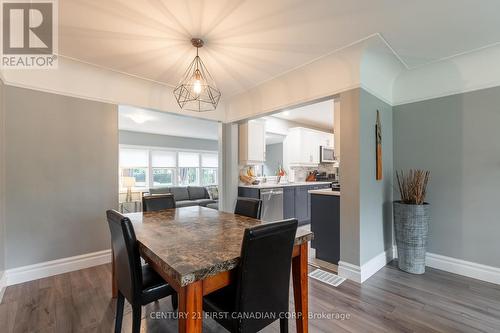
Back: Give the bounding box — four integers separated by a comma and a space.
396, 169, 430, 205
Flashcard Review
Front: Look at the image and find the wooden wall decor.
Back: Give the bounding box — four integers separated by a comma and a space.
376, 110, 383, 180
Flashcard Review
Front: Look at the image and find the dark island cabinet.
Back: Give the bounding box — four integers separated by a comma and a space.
294, 186, 310, 224
283, 187, 295, 219
310, 194, 340, 265
237, 183, 331, 226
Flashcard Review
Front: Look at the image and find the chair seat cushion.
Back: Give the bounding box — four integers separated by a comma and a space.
141, 264, 176, 305
195, 199, 216, 207
203, 285, 238, 332
142, 264, 168, 289
175, 200, 198, 208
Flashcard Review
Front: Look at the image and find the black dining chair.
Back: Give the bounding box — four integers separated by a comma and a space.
106, 210, 178, 333
234, 197, 262, 219
142, 194, 176, 212
203, 218, 298, 333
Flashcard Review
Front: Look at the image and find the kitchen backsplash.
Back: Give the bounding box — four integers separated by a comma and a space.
290, 164, 338, 182
239, 163, 339, 183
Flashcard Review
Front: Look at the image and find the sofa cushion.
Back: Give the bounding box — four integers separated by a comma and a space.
149, 187, 171, 195
206, 202, 219, 210
169, 187, 190, 201
206, 186, 219, 200
195, 199, 216, 207
176, 200, 198, 208
187, 186, 208, 200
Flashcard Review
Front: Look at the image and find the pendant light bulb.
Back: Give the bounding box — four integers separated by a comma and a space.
193, 69, 202, 95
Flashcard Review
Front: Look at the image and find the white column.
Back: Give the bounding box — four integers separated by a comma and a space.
218, 123, 239, 212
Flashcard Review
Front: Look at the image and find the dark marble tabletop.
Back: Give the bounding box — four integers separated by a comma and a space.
126, 206, 313, 287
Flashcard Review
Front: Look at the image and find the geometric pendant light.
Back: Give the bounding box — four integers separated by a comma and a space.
173, 38, 221, 112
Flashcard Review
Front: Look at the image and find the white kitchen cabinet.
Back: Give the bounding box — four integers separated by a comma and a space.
284, 127, 334, 167
239, 120, 266, 164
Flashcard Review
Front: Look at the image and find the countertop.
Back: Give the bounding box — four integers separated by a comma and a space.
308, 188, 340, 196
239, 181, 332, 189
126, 207, 313, 286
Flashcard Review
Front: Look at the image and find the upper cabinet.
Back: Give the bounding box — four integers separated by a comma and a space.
284, 127, 334, 167
239, 120, 266, 165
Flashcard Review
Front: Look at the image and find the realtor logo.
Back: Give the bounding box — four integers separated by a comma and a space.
1, 0, 58, 68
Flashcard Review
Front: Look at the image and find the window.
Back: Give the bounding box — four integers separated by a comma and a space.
152, 151, 176, 186
152, 168, 175, 186
201, 153, 218, 185
119, 147, 218, 188
178, 152, 200, 186
119, 148, 149, 187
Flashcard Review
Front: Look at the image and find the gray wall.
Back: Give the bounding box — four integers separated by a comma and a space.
339, 88, 394, 266
4, 86, 118, 269
119, 130, 218, 151
339, 88, 361, 265
0, 79, 5, 277
359, 89, 394, 265
264, 143, 283, 176
394, 86, 500, 268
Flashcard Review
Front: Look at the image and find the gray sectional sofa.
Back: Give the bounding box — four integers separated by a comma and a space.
147, 186, 218, 208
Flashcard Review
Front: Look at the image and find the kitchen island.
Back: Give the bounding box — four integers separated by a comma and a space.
309, 189, 340, 265
238, 182, 332, 225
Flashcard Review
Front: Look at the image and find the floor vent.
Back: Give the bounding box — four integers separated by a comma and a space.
308, 269, 346, 287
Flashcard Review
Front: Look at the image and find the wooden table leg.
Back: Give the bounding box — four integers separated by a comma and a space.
112, 248, 118, 298
292, 243, 309, 333
178, 280, 203, 333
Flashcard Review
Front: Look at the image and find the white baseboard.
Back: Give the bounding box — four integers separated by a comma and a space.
426, 252, 500, 285
6, 249, 112, 286
393, 246, 500, 285
0, 271, 7, 303
338, 247, 395, 284
360, 248, 395, 282
338, 261, 362, 283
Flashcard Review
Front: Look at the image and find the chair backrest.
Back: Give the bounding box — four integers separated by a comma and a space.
234, 197, 262, 219
106, 210, 143, 302
235, 219, 298, 332
142, 194, 176, 212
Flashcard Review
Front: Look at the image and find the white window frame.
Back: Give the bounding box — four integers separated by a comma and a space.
119, 147, 150, 189
119, 144, 218, 189
201, 167, 218, 186
151, 167, 177, 187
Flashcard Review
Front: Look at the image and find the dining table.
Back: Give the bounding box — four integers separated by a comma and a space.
112, 206, 313, 333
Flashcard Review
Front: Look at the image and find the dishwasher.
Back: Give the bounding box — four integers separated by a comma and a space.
260, 188, 284, 222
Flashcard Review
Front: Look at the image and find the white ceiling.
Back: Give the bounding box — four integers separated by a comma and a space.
60, 0, 500, 97
273, 99, 334, 132
119, 105, 219, 139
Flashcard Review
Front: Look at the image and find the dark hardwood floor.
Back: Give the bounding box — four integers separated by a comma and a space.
1, 261, 499, 332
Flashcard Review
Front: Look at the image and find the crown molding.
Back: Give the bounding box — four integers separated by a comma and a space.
55, 54, 177, 89
2, 33, 499, 117
0, 57, 226, 122
393, 43, 500, 106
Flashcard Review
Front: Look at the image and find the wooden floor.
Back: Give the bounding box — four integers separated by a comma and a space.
1, 261, 499, 333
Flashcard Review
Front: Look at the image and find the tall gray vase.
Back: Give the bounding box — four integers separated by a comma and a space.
393, 201, 430, 274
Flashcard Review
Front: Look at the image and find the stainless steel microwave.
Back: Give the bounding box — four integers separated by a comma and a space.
320, 146, 335, 163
